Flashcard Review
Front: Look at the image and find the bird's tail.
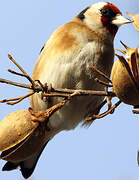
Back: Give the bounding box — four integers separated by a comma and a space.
2, 140, 49, 179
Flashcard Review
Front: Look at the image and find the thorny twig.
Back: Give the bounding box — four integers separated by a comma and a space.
0, 54, 120, 121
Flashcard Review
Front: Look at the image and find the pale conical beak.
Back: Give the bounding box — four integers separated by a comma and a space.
112, 14, 133, 27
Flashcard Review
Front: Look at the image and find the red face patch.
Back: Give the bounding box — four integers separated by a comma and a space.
104, 3, 122, 15
100, 3, 122, 36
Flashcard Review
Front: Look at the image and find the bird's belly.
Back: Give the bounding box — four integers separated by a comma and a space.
35, 68, 105, 130
35, 67, 105, 130
31, 43, 112, 130
47, 95, 104, 130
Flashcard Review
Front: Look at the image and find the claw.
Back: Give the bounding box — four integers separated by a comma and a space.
43, 83, 53, 93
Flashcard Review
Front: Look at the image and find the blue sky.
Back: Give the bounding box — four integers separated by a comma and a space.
0, 0, 139, 180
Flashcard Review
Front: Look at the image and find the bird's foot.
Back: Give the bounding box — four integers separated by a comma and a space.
34, 80, 53, 102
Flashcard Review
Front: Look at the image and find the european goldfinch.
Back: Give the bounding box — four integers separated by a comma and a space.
2, 2, 132, 178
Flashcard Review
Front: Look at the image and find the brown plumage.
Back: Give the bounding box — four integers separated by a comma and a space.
2, 2, 132, 178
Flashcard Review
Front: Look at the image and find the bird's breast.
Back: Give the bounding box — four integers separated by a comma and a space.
31, 39, 113, 130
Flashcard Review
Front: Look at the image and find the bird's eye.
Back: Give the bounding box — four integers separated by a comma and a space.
100, 8, 117, 18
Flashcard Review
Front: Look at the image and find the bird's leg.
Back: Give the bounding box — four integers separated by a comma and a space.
42, 83, 53, 101
34, 80, 53, 102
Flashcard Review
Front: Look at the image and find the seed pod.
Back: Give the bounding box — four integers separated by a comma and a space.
1, 125, 46, 162
127, 12, 139, 32
112, 43, 139, 106
0, 100, 65, 162
0, 110, 38, 152
0, 110, 46, 162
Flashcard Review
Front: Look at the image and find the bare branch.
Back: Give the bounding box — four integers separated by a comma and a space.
43, 89, 115, 98
94, 78, 113, 87
8, 54, 34, 85
0, 77, 116, 99
0, 54, 118, 121
0, 97, 20, 103
86, 100, 121, 120
133, 110, 139, 114
0, 78, 31, 89
7, 92, 35, 105
8, 69, 29, 78
89, 65, 112, 83
8, 54, 27, 75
